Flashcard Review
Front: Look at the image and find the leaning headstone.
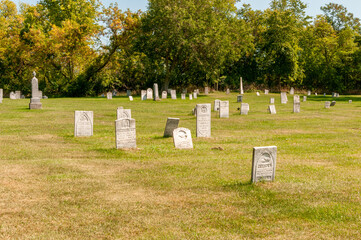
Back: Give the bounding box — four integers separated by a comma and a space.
173, 128, 193, 149
189, 94, 193, 100
126, 90, 132, 97
237, 95, 243, 103
129, 96, 133, 101
281, 92, 288, 104
290, 87, 294, 95
107, 92, 112, 100
264, 90, 269, 95
330, 101, 336, 107
315, 92, 318, 96
303, 96, 307, 102
10, 91, 16, 99
219, 101, 229, 118
196, 104, 211, 137
293, 95, 300, 113
325, 101, 331, 109
115, 118, 136, 149
15, 91, 21, 99
251, 146, 277, 183
74, 111, 93, 137
256, 92, 260, 96
240, 103, 249, 115
164, 117, 180, 137
204, 87, 209, 95
270, 98, 275, 104
141, 90, 147, 100
117, 108, 131, 119
349, 100, 352, 103
29, 72, 42, 109
214, 99, 220, 111
240, 77, 244, 94
0, 89, 2, 103
226, 88, 230, 95
146, 88, 153, 100
193, 91, 197, 99
181, 93, 186, 100
171, 90, 177, 99
153, 83, 160, 101
307, 90, 311, 96
162, 91, 167, 99
268, 105, 276, 114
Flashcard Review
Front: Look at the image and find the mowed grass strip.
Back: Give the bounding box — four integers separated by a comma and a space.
0, 92, 360, 239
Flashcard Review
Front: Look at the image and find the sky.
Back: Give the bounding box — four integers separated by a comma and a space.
16, 0, 361, 19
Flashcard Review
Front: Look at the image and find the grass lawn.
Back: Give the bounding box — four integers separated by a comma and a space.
0, 92, 360, 239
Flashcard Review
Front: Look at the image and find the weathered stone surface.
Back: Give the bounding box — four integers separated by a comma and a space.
315, 93, 318, 96
171, 90, 177, 99
107, 92, 112, 99
251, 146, 277, 183
129, 96, 133, 101
117, 108, 131, 119
256, 92, 260, 96
74, 111, 93, 137
270, 98, 275, 104
15, 91, 21, 99
268, 105, 276, 114
29, 72, 42, 109
303, 96, 307, 102
141, 90, 147, 100
113, 90, 118, 96
240, 103, 249, 115
290, 87, 294, 95
204, 87, 209, 95
264, 90, 269, 95
293, 95, 300, 113
193, 92, 197, 99
214, 99, 220, 111
349, 100, 352, 103
324, 93, 326, 96
164, 117, 180, 137
181, 93, 186, 100
115, 118, 136, 149
147, 88, 153, 100
226, 88, 230, 94
153, 83, 160, 100
307, 90, 311, 96
127, 90, 131, 97
162, 91, 167, 99
237, 95, 243, 103
0, 89, 3, 103
332, 92, 335, 97
281, 92, 288, 104
330, 101, 336, 107
189, 94, 193, 100
219, 101, 229, 118
173, 127, 193, 149
240, 77, 244, 94
325, 101, 331, 108
293, 95, 300, 103
10, 92, 16, 99
196, 104, 211, 137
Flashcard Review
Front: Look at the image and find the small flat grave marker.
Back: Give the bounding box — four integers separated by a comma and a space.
256, 92, 260, 96
330, 101, 336, 107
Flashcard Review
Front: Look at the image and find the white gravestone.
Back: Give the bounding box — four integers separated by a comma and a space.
307, 90, 311, 96
164, 117, 180, 137
29, 72, 42, 109
240, 103, 249, 115
349, 100, 352, 103
325, 101, 331, 109
240, 77, 244, 94
189, 94, 193, 100
117, 108, 131, 120
181, 93, 186, 99
193, 92, 197, 99
153, 83, 160, 101
214, 99, 220, 111
115, 118, 136, 149
293, 95, 300, 113
15, 91, 21, 99
162, 91, 167, 99
226, 88, 230, 95
129, 96, 133, 101
303, 96, 307, 102
270, 98, 275, 104
315, 92, 317, 96
281, 92, 288, 104
265, 90, 269, 95
290, 87, 294, 95
196, 104, 211, 137
251, 146, 277, 183
74, 111, 93, 137
141, 90, 147, 100
0, 89, 3, 103
10, 91, 16, 99
173, 128, 193, 149
146, 88, 153, 100
171, 90, 177, 99
107, 92, 112, 99
268, 105, 276, 114
219, 101, 229, 118
204, 87, 209, 95
256, 92, 260, 96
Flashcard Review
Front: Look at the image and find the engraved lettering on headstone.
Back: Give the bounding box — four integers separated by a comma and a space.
173, 128, 193, 149
115, 118, 136, 149
196, 104, 211, 137
251, 146, 277, 183
74, 111, 93, 137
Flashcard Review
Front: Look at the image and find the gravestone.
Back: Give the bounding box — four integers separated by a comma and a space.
189, 94, 193, 100
146, 88, 153, 100
153, 83, 160, 101
113, 90, 118, 96
29, 72, 42, 109
22, 95, 26, 99
127, 90, 132, 97
117, 108, 131, 119
182, 89, 187, 94
214, 99, 220, 111
332, 92, 335, 97
240, 77, 244, 94
265, 89, 269, 95
219, 101, 229, 118
237, 95, 243, 103
196, 104, 211, 137
330, 101, 336, 107
336, 93, 340, 97
256, 92, 260, 96
181, 93, 186, 100
307, 90, 311, 96
349, 100, 352, 103
141, 90, 147, 100
107, 92, 112, 100
226, 88, 230, 95
129, 96, 133, 101
162, 91, 167, 99
171, 90, 177, 99
324, 93, 326, 96
290, 87, 294, 95
325, 101, 331, 108
167, 89, 172, 94
163, 117, 180, 137
204, 87, 209, 95
173, 128, 193, 149
251, 146, 277, 183
74, 111, 93, 137
10, 92, 16, 99
268, 105, 276, 114
192, 107, 197, 116
115, 118, 136, 149
0, 89, 2, 103
240, 103, 249, 115
195, 89, 200, 94
270, 98, 275, 104
293, 95, 300, 113
281, 92, 288, 104
303, 96, 307, 102
193, 91, 197, 99
15, 91, 21, 99
315, 92, 318, 96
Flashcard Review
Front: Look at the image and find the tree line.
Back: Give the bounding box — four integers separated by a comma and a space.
0, 0, 360, 96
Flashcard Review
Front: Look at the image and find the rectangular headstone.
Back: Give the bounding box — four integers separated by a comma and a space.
107, 92, 112, 99
332, 92, 335, 97
196, 104, 211, 137
315, 93, 317, 96
237, 95, 243, 103
15, 91, 21, 99
219, 101, 229, 118
193, 92, 197, 99
164, 117, 180, 137
173, 128, 193, 149
293, 101, 300, 113
141, 90, 147, 100
10, 91, 16, 99
153, 83, 160, 100
256, 92, 260, 96
325, 101, 331, 108
330, 101, 336, 107
303, 96, 307, 102
226, 88, 230, 95
117, 108, 131, 119
281, 92, 288, 104
115, 118, 136, 149
0, 89, 3, 103
268, 105, 276, 114
126, 90, 132, 97
214, 99, 220, 111
324, 93, 326, 96
307, 90, 311, 96
349, 100, 352, 103
171, 90, 176, 99
264, 90, 269, 95
181, 93, 186, 100
204, 87, 209, 95
290, 87, 294, 95
74, 111, 93, 137
162, 91, 167, 99
251, 146, 277, 183
146, 88, 153, 100
129, 96, 133, 101
270, 98, 275, 104
240, 103, 249, 115
189, 94, 193, 100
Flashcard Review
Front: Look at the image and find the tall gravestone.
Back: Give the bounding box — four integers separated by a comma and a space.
214, 99, 220, 111
117, 108, 131, 119
171, 90, 177, 99
153, 83, 160, 101
189, 94, 193, 100
115, 118, 136, 149
29, 72, 42, 109
162, 91, 167, 99
281, 92, 287, 104
173, 128, 193, 149
240, 77, 244, 94
251, 146, 277, 183
196, 104, 211, 137
293, 95, 300, 113
240, 103, 249, 115
204, 87, 209, 95
219, 101, 229, 118
0, 89, 3, 103
164, 117, 180, 137
107, 92, 112, 99
146, 88, 153, 100
290, 87, 294, 95
74, 111, 93, 137
268, 105, 276, 114
141, 90, 147, 100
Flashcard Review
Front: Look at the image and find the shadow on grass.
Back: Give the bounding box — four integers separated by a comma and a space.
222, 180, 253, 190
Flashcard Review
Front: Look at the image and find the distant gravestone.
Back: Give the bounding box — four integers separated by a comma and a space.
153, 83, 160, 101
226, 88, 230, 95
189, 94, 193, 100
270, 98, 275, 104
115, 118, 136, 149
325, 101, 331, 109
74, 111, 93, 137
240, 77, 244, 94
330, 101, 336, 107
281, 92, 287, 104
349, 100, 352, 103
15, 91, 21, 99
164, 117, 180, 137
167, 89, 172, 94
117, 108, 131, 119
251, 146, 277, 183
268, 105, 276, 114
303, 96, 307, 102
324, 93, 326, 96
290, 87, 294, 95
336, 93, 340, 97
214, 99, 220, 111
10, 92, 16, 99
113, 90, 118, 96
193, 91, 197, 99
129, 96, 133, 101
315, 92, 318, 96
141, 90, 147, 100
146, 88, 153, 100
293, 95, 300, 113
196, 104, 211, 137
162, 91, 167, 99
107, 92, 112, 100
265, 90, 269, 95
240, 103, 249, 115
195, 89, 200, 94
22, 95, 26, 99
256, 92, 260, 96
237, 95, 243, 103
307, 90, 311, 96
204, 87, 209, 95
127, 90, 131, 97
181, 93, 186, 100
29, 72, 42, 109
332, 92, 335, 97
173, 128, 193, 149
171, 90, 177, 99
192, 107, 197, 116
0, 89, 2, 103
219, 101, 229, 118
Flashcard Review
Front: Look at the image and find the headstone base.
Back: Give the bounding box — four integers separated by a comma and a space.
29, 98, 42, 109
